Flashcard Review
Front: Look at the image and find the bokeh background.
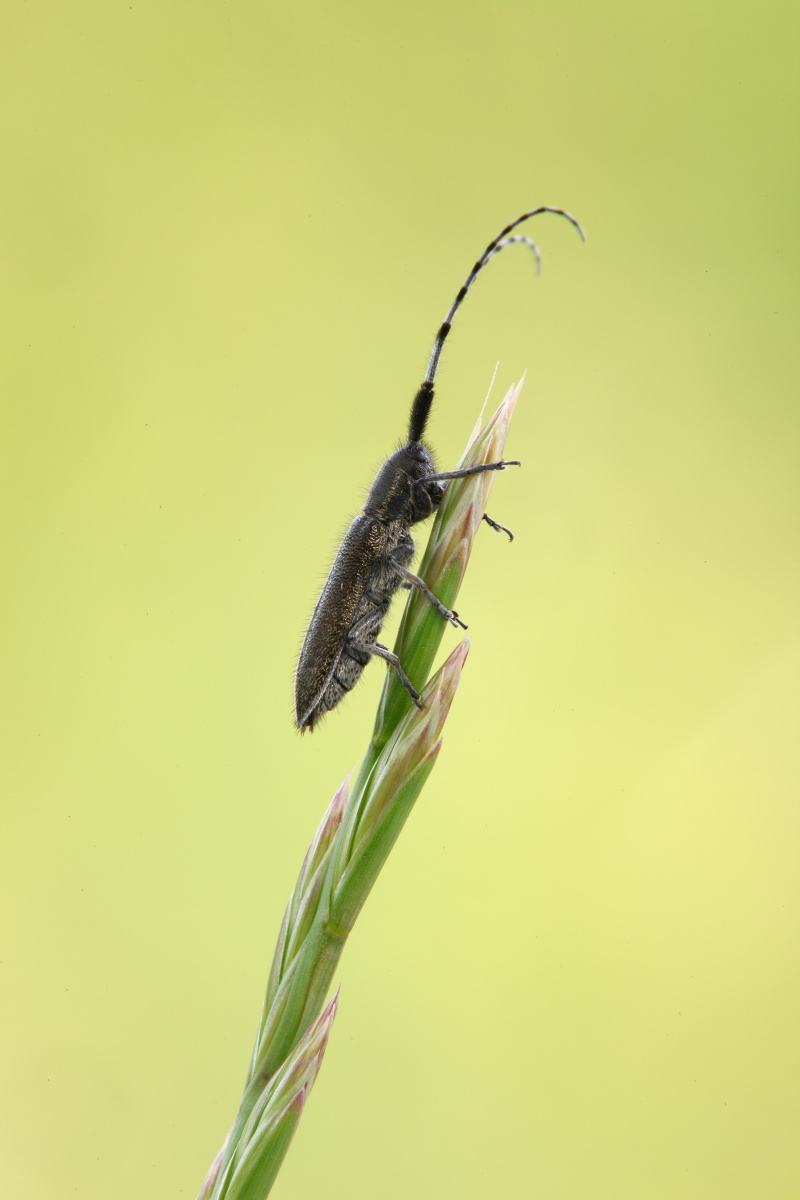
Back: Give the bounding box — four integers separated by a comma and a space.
2, 3, 798, 1197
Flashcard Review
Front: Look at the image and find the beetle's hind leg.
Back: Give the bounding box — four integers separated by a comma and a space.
353, 640, 423, 708
389, 559, 468, 629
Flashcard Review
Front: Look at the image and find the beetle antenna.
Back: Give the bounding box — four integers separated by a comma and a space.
407, 207, 586, 443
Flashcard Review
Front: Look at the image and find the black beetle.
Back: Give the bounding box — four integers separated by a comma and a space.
294, 208, 584, 732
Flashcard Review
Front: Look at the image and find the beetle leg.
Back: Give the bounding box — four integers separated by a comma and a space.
482, 513, 514, 541
354, 640, 423, 708
389, 559, 468, 629
414, 460, 520, 487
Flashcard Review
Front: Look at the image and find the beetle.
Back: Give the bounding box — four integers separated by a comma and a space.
294, 207, 584, 732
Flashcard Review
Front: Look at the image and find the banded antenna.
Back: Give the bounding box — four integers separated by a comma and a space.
407, 207, 586, 444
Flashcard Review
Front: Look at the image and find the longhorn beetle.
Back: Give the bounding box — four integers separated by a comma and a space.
294, 208, 585, 732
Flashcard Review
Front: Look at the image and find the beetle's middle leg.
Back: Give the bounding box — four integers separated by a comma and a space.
389, 559, 468, 629
351, 640, 423, 709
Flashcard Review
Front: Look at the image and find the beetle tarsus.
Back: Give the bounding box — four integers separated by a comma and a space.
482, 513, 515, 541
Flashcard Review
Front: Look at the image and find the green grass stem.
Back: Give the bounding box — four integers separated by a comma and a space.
197, 379, 521, 1199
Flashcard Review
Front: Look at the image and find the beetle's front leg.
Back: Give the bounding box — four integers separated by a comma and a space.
482, 513, 514, 541
416, 459, 520, 486
389, 559, 468, 629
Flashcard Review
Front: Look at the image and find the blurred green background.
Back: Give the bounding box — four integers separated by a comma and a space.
1, 2, 798, 1197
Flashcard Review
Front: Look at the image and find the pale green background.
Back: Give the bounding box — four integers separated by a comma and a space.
1, 2, 798, 1198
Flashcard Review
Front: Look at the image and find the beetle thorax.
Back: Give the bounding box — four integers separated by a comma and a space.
363, 441, 443, 525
